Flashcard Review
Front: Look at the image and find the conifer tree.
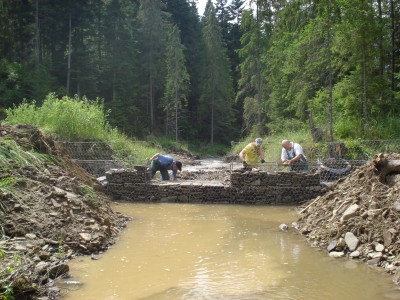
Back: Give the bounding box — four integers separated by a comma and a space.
137, 0, 169, 133
200, 0, 235, 145
163, 24, 190, 142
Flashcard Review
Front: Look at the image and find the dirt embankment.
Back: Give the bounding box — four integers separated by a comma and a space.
0, 125, 130, 299
296, 152, 400, 285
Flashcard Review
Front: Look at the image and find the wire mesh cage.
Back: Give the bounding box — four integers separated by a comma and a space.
57, 140, 400, 182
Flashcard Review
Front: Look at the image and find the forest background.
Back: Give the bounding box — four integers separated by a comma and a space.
1, 0, 400, 151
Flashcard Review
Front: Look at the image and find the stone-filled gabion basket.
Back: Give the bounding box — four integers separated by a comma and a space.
105, 166, 325, 205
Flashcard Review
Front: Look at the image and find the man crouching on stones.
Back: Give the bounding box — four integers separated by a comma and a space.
147, 153, 182, 181
239, 138, 265, 170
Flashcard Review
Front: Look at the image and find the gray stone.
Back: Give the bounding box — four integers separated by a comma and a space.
327, 240, 337, 252
53, 187, 67, 197
340, 204, 359, 223
51, 199, 62, 208
374, 243, 384, 252
368, 252, 383, 259
349, 250, 360, 258
383, 231, 392, 247
279, 224, 288, 231
14, 244, 27, 251
329, 251, 345, 258
345, 232, 359, 251
79, 233, 92, 242
393, 201, 400, 212
48, 263, 69, 279
35, 261, 49, 274
367, 209, 382, 217
25, 233, 37, 240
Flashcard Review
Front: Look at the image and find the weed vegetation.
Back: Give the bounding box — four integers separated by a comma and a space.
4, 93, 400, 165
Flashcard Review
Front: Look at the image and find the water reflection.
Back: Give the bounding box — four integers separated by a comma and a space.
62, 203, 399, 300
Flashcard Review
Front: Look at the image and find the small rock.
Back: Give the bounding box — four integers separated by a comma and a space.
349, 250, 360, 258
79, 232, 92, 242
25, 233, 37, 240
279, 224, 288, 231
329, 251, 345, 258
345, 232, 359, 252
392, 201, 400, 212
327, 240, 337, 252
383, 231, 392, 247
291, 222, 299, 230
340, 204, 359, 223
374, 243, 385, 252
368, 252, 383, 259
35, 261, 49, 274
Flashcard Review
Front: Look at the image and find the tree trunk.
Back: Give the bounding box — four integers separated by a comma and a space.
256, 1, 262, 134
327, 0, 333, 142
377, 0, 384, 102
361, 33, 367, 133
175, 89, 178, 142
211, 89, 214, 146
149, 51, 154, 132
35, 0, 40, 68
67, 13, 72, 96
390, 0, 396, 101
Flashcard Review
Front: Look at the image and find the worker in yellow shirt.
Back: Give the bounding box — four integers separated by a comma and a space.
239, 138, 265, 169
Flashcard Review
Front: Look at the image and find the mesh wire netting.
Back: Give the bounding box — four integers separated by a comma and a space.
57, 141, 146, 177
57, 140, 400, 181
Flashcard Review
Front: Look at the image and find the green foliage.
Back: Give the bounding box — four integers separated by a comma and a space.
192, 142, 229, 156
74, 184, 99, 208
163, 24, 190, 141
200, 2, 235, 145
334, 115, 400, 140
105, 129, 159, 165
5, 93, 109, 141
0, 138, 50, 171
0, 177, 18, 213
230, 129, 312, 163
0, 252, 27, 300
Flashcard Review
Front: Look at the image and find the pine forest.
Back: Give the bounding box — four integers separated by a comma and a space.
1, 0, 400, 144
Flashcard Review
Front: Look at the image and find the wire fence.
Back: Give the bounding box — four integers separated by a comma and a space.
57, 140, 400, 182
57, 141, 146, 177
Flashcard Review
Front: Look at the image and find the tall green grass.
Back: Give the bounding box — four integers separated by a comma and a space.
6, 93, 108, 141
4, 94, 169, 164
334, 115, 400, 140
106, 128, 160, 165
229, 129, 312, 162
0, 138, 53, 170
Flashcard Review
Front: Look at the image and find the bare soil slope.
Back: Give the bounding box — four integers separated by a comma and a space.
0, 125, 130, 299
296, 152, 400, 285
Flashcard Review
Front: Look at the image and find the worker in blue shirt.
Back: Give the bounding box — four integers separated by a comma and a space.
147, 153, 182, 181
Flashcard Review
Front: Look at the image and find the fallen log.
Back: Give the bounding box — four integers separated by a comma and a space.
373, 153, 400, 181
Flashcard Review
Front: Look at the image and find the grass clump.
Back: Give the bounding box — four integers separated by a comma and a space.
74, 184, 101, 208
5, 94, 163, 165
6, 93, 108, 141
0, 138, 52, 171
0, 252, 35, 300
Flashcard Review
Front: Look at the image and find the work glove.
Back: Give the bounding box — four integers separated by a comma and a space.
260, 159, 265, 163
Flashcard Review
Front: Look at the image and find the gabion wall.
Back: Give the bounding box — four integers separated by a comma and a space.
105, 167, 324, 205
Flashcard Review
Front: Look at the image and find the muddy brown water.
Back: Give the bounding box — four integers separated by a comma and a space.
61, 203, 399, 300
